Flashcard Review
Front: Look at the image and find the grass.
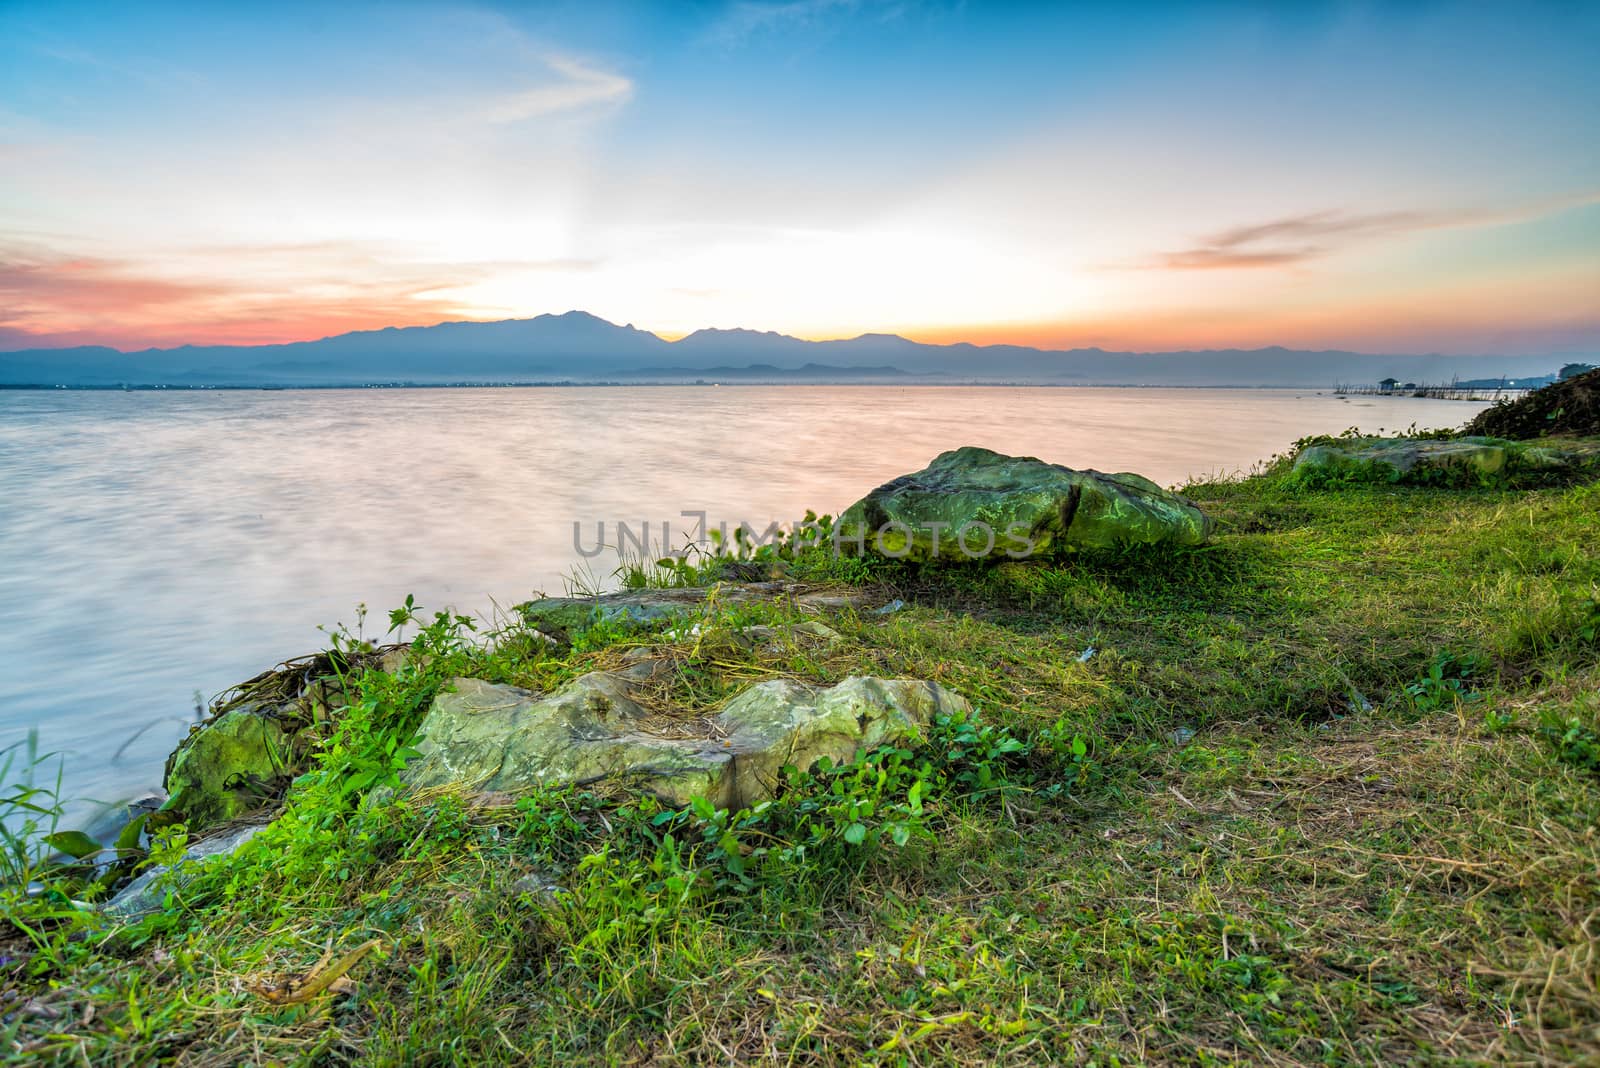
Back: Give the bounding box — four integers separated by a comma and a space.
3, 456, 1599, 1064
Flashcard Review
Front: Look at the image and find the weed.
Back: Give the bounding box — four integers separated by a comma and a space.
1537, 709, 1600, 775
1403, 650, 1483, 712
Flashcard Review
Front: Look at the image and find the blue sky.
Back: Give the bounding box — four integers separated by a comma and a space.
1, 0, 1596, 353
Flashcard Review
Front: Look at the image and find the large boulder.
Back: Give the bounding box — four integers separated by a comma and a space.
836, 446, 1211, 559
399, 672, 969, 810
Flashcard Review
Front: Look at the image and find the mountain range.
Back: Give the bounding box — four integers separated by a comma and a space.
0, 311, 1569, 388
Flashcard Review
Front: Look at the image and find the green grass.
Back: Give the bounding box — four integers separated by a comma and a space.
4, 466, 1599, 1065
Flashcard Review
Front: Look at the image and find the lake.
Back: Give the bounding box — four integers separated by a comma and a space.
0, 385, 1489, 822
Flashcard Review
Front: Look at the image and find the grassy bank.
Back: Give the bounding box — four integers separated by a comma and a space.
4, 449, 1599, 1064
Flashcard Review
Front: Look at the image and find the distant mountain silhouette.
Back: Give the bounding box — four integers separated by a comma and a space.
0, 310, 1567, 387
618, 362, 912, 380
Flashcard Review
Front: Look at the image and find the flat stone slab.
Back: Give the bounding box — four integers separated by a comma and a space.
104, 823, 266, 920
837, 446, 1212, 558
400, 672, 970, 810
1289, 435, 1590, 486
519, 583, 877, 635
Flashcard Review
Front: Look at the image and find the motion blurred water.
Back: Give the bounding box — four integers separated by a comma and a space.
0, 385, 1488, 823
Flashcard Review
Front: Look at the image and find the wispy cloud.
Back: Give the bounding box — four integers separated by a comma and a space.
1153, 209, 1435, 270
1, 254, 216, 319
1142, 189, 1600, 271
479, 55, 632, 124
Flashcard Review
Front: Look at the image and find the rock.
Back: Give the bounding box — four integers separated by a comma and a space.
1287, 436, 1573, 487
161, 706, 296, 831
158, 643, 417, 833
782, 620, 843, 644
836, 446, 1212, 559
518, 583, 878, 637
520, 588, 713, 633
104, 823, 266, 919
400, 673, 969, 810
663, 620, 843, 651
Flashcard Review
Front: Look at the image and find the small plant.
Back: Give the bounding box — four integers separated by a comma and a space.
1, 734, 164, 912
1537, 710, 1600, 776
0, 733, 133, 976
931, 708, 1093, 799
1482, 706, 1516, 733
303, 598, 474, 808
647, 745, 937, 892
569, 610, 656, 654
1404, 651, 1483, 712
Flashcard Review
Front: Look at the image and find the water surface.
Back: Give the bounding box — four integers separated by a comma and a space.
0, 385, 1488, 820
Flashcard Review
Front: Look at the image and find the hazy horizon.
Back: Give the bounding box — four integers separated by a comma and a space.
2, 308, 1592, 363
2, 308, 1578, 389
3, 303, 1587, 362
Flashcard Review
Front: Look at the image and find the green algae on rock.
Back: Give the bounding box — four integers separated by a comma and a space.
160, 645, 412, 833
836, 446, 1212, 559
400, 672, 969, 810
161, 707, 296, 831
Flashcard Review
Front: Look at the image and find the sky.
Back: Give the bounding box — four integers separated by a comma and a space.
1, 0, 1597, 355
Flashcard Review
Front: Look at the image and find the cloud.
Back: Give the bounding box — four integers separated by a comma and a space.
0, 240, 590, 349
1, 254, 215, 308
1152, 209, 1431, 270
479, 55, 633, 124
1142, 189, 1600, 271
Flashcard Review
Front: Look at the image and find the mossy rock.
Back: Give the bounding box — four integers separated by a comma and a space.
518, 584, 876, 639
518, 588, 713, 634
1286, 435, 1581, 489
836, 446, 1212, 560
158, 644, 414, 832
162, 706, 298, 830
400, 672, 969, 810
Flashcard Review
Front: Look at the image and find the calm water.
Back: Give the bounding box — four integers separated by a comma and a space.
0, 386, 1487, 822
